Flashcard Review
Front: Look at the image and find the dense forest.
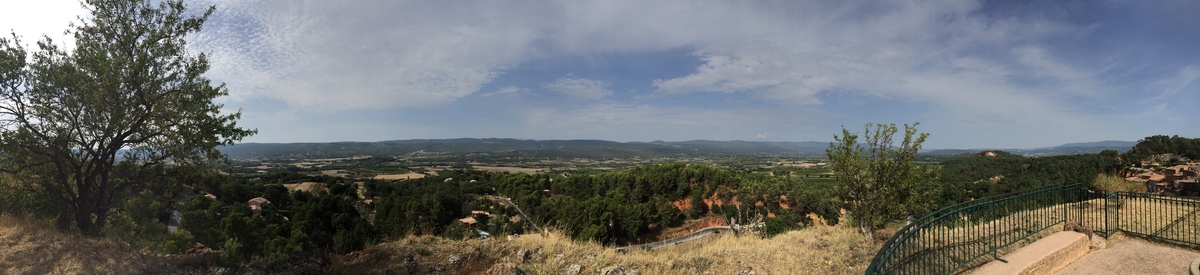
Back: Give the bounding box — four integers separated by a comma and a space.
1122, 135, 1200, 165
369, 163, 841, 245
935, 150, 1123, 203
0, 163, 840, 267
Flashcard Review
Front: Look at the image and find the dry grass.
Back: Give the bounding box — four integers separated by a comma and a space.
512, 226, 875, 274
340, 225, 876, 274
373, 173, 427, 180
0, 214, 135, 274
1094, 174, 1146, 193
282, 181, 326, 193
472, 166, 544, 174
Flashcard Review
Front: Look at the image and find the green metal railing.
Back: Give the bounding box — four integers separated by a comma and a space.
867, 185, 1200, 275
1110, 191, 1200, 247
866, 184, 1092, 275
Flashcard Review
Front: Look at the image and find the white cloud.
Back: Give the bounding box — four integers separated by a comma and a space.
172, 0, 1190, 146
543, 76, 613, 99
191, 0, 548, 110
0, 0, 85, 49
480, 86, 530, 97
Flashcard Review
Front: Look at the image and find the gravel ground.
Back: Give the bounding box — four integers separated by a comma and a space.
1057, 236, 1200, 275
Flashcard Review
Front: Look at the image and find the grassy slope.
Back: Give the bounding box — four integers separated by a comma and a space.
0, 215, 136, 274
2, 213, 875, 274
339, 225, 877, 274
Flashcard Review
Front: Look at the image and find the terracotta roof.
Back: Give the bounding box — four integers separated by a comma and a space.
458, 216, 478, 225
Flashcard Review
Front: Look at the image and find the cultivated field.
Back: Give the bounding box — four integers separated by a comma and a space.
472, 165, 544, 174
282, 182, 326, 193
373, 172, 427, 180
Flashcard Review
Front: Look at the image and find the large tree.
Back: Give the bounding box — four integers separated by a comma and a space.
0, 0, 254, 234
827, 123, 938, 238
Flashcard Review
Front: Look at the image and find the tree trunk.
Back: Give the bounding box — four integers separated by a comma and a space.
74, 204, 97, 235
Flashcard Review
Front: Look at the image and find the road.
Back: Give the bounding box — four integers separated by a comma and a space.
613, 226, 734, 252
166, 185, 196, 233
496, 196, 541, 233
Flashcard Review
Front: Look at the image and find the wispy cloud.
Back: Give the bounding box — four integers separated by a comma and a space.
543, 76, 612, 100
84, 0, 1195, 147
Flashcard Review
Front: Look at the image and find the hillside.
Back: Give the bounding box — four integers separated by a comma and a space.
220, 138, 1134, 159
0, 213, 874, 274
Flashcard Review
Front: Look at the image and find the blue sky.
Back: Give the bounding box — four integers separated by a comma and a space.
3, 0, 1198, 149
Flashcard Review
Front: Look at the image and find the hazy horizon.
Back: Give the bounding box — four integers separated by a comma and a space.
225, 136, 1139, 151
4, 0, 1198, 149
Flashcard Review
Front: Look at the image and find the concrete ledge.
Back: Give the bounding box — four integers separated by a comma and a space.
972, 231, 1090, 275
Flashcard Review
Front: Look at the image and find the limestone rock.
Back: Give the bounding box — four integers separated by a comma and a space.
516, 248, 530, 263
486, 262, 525, 275
565, 264, 582, 275
601, 265, 640, 275
1090, 234, 1108, 250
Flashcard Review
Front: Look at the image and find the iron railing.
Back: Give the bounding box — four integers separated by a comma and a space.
1109, 191, 1200, 247
867, 185, 1200, 275
866, 184, 1092, 275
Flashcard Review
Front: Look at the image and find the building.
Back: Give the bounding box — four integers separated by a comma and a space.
248, 197, 271, 214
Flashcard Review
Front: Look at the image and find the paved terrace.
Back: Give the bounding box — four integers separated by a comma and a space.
974, 232, 1200, 275
1056, 235, 1200, 275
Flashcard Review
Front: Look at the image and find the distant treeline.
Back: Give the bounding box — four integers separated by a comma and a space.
935, 150, 1122, 203
1123, 135, 1200, 164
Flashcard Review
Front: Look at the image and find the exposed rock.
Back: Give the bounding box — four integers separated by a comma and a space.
486, 262, 525, 275
516, 248, 530, 263
1090, 234, 1108, 250
446, 254, 463, 267
586, 254, 596, 264
565, 264, 583, 275
738, 270, 757, 275
186, 243, 214, 254
1064, 221, 1095, 239
600, 265, 640, 275
1064, 221, 1079, 231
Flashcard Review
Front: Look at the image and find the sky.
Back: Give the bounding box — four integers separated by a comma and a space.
2, 0, 1198, 149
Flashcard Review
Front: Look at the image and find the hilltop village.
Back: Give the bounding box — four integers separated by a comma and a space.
1125, 155, 1200, 195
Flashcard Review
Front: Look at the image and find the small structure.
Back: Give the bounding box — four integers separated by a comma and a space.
458, 216, 478, 227
471, 210, 492, 217
203, 193, 217, 200
248, 197, 271, 214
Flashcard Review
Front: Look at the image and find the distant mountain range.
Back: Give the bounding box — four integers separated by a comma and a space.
921, 140, 1138, 157
219, 138, 1138, 159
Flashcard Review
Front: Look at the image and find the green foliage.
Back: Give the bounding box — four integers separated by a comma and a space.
937, 150, 1122, 200
0, 0, 254, 234
221, 237, 246, 267
100, 189, 172, 248
158, 229, 196, 254
180, 196, 225, 247
763, 212, 801, 237
1124, 135, 1200, 164
828, 123, 939, 237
